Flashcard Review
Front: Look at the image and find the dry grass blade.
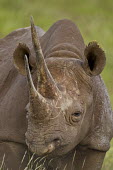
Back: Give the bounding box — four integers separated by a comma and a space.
82, 156, 86, 169
71, 149, 76, 168
0, 154, 6, 170
63, 164, 67, 170
24, 153, 35, 170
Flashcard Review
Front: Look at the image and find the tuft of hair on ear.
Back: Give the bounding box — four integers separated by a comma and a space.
13, 43, 31, 75
83, 41, 106, 76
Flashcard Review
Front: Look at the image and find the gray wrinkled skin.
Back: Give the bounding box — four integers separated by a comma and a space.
0, 19, 113, 170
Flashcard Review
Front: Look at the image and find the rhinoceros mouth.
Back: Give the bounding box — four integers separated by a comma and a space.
26, 138, 69, 157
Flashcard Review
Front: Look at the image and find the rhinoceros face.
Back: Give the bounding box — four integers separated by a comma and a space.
25, 58, 94, 156
13, 17, 106, 157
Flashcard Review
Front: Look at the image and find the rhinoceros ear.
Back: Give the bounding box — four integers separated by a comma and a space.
13, 43, 32, 75
83, 41, 106, 76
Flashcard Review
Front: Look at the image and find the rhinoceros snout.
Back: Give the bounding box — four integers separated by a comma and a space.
26, 136, 61, 156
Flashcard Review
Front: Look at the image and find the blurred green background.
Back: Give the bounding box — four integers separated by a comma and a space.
0, 0, 113, 169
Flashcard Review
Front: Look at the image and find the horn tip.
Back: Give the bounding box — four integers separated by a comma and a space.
30, 16, 34, 27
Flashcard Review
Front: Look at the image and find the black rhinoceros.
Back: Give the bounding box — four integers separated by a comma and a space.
0, 17, 113, 170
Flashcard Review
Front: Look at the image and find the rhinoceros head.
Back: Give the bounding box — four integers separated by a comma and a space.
13, 17, 106, 157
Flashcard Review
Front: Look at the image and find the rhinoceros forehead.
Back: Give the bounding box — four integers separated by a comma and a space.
47, 60, 92, 95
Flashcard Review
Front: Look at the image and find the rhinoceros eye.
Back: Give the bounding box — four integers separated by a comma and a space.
71, 112, 82, 122
72, 112, 81, 117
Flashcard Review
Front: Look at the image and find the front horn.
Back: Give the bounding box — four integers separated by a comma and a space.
30, 16, 60, 99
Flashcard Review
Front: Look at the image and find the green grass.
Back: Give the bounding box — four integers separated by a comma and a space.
0, 0, 113, 169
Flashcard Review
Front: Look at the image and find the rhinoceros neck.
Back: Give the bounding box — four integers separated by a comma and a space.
40, 19, 85, 60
